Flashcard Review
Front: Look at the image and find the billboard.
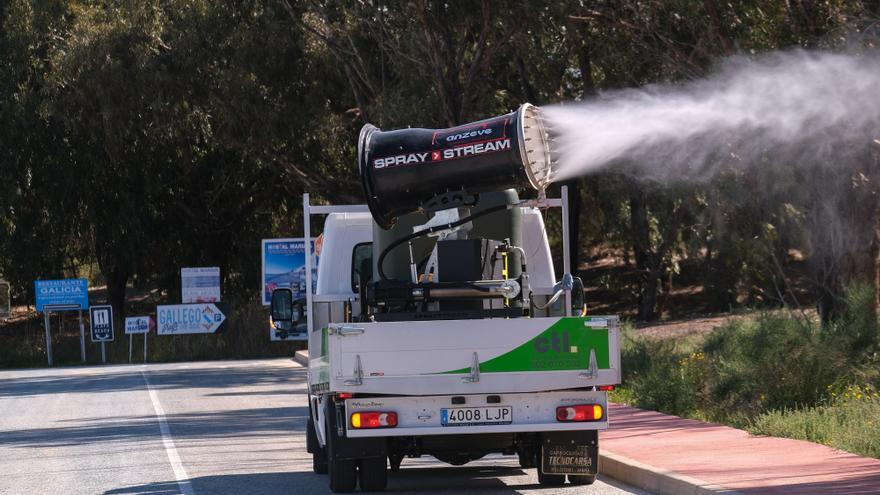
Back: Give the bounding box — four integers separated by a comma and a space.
261, 238, 318, 305
181, 267, 221, 303
35, 279, 89, 312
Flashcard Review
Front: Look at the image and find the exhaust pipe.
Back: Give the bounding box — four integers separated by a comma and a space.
358, 103, 553, 229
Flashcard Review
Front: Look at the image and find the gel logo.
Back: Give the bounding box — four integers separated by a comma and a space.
534, 331, 571, 353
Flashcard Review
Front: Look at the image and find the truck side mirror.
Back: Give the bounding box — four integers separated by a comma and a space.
271, 288, 294, 330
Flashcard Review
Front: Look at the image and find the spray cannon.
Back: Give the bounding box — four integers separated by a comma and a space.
355, 104, 562, 322
358, 103, 553, 229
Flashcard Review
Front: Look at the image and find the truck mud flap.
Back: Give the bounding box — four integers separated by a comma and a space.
540, 430, 598, 476
326, 400, 387, 461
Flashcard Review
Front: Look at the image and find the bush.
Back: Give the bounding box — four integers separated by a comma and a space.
749, 385, 880, 458
618, 326, 705, 418
615, 283, 880, 449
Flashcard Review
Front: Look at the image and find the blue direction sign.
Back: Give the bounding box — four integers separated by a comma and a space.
35, 279, 89, 312
89, 305, 114, 342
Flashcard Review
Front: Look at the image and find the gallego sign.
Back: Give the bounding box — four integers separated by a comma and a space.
35, 279, 89, 312
156, 303, 227, 335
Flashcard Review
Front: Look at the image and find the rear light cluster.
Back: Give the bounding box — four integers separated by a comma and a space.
350, 411, 398, 429
598, 385, 615, 391
556, 404, 604, 422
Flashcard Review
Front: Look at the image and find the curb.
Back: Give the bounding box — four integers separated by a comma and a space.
291, 349, 736, 494
601, 451, 740, 495
293, 349, 308, 367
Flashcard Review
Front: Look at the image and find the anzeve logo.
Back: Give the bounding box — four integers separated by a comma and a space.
534, 331, 573, 353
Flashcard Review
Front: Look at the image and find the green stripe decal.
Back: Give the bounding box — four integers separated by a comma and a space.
442, 317, 610, 374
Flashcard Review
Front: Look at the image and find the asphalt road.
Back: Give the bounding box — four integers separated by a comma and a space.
0, 358, 651, 495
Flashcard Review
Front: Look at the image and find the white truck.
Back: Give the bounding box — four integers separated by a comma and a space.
270, 104, 621, 492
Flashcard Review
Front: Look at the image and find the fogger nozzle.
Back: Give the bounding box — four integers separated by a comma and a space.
358, 103, 553, 229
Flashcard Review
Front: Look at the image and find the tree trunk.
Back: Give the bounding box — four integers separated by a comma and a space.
105, 268, 129, 321
809, 161, 880, 323
630, 189, 656, 320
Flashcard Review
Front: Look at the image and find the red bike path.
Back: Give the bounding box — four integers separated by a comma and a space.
601, 403, 880, 494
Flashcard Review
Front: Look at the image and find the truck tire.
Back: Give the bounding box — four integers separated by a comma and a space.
329, 458, 358, 493
314, 452, 329, 475
536, 447, 565, 486
537, 469, 566, 486
358, 457, 388, 492
325, 401, 357, 493
568, 474, 597, 485
307, 418, 328, 474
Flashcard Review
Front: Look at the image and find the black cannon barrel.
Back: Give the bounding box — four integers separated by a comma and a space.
358, 103, 552, 229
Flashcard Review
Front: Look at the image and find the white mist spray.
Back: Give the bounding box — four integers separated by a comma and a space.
543, 50, 880, 183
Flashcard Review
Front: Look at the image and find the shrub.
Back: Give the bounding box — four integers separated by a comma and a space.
749, 384, 880, 458
617, 287, 880, 434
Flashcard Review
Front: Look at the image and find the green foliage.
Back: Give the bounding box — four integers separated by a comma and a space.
619, 329, 701, 417
1, 1, 880, 363
617, 285, 880, 452
749, 385, 880, 459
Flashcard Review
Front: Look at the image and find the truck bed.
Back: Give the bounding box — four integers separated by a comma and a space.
311, 316, 620, 395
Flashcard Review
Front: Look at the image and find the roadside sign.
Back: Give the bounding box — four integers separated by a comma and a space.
181, 267, 221, 303
261, 238, 318, 305
157, 303, 227, 335
89, 305, 114, 342
124, 316, 151, 335
0, 280, 9, 319
35, 279, 89, 312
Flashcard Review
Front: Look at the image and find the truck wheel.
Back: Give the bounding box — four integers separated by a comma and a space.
568, 474, 597, 485
325, 401, 357, 493
537, 469, 566, 486
358, 457, 388, 492
307, 418, 328, 474
314, 451, 329, 475
536, 448, 565, 486
329, 458, 358, 493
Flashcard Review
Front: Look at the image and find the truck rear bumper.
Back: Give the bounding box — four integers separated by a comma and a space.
344, 390, 608, 438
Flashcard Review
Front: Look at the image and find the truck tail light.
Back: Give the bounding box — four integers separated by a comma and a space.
598, 385, 615, 391
350, 411, 398, 429
556, 404, 604, 422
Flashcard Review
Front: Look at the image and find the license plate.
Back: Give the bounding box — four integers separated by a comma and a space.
440, 406, 512, 426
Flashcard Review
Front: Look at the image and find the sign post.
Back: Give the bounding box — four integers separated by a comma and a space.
43, 310, 52, 366
35, 279, 89, 366
124, 316, 151, 363
89, 305, 114, 364
156, 303, 227, 335
78, 309, 86, 362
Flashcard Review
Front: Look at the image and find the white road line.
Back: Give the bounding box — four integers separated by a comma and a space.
142, 371, 196, 495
